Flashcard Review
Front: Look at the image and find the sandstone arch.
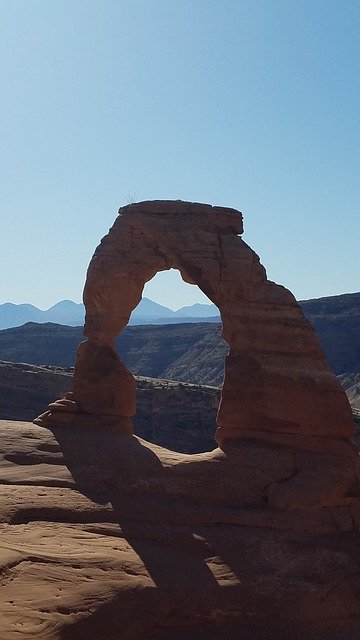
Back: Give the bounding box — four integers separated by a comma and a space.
36, 200, 354, 452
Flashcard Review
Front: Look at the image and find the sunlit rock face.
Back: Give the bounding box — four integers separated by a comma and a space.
35, 200, 359, 512
1, 417, 359, 640
37, 200, 353, 438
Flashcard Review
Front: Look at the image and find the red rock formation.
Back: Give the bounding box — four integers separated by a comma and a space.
1, 419, 360, 640
35, 200, 359, 512
3, 199, 358, 637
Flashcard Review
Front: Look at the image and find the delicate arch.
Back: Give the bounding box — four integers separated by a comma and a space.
49, 199, 353, 446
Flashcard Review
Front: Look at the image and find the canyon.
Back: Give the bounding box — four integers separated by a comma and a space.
0, 291, 358, 390
0, 361, 219, 454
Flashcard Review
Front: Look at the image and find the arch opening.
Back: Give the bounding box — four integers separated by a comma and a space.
142, 268, 218, 313
118, 269, 225, 454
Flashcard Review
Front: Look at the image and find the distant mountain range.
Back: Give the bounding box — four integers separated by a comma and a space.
2, 292, 360, 331
0, 298, 220, 330
0, 291, 358, 430
0, 291, 358, 383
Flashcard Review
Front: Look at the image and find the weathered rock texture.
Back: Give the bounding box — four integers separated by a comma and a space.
1, 419, 360, 640
34, 200, 359, 512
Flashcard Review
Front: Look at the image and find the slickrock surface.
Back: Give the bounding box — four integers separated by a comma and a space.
0, 418, 360, 640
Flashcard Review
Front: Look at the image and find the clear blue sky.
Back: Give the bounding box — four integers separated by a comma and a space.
0, 0, 359, 310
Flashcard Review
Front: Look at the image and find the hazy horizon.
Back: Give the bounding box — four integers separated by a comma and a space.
1, 2, 359, 308
1, 279, 359, 313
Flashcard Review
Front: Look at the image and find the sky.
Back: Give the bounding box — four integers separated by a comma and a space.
0, 0, 359, 310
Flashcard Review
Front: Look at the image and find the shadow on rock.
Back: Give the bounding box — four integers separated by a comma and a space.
49, 425, 164, 503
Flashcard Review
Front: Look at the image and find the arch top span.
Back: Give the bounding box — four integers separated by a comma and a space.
83, 200, 257, 340
116, 199, 244, 235
36, 199, 354, 447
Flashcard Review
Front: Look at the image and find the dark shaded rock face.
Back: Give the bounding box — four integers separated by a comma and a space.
300, 292, 360, 375
0, 322, 83, 367
0, 361, 73, 421
2, 361, 359, 455
0, 361, 219, 453
0, 322, 226, 383
134, 377, 219, 453
338, 372, 360, 413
